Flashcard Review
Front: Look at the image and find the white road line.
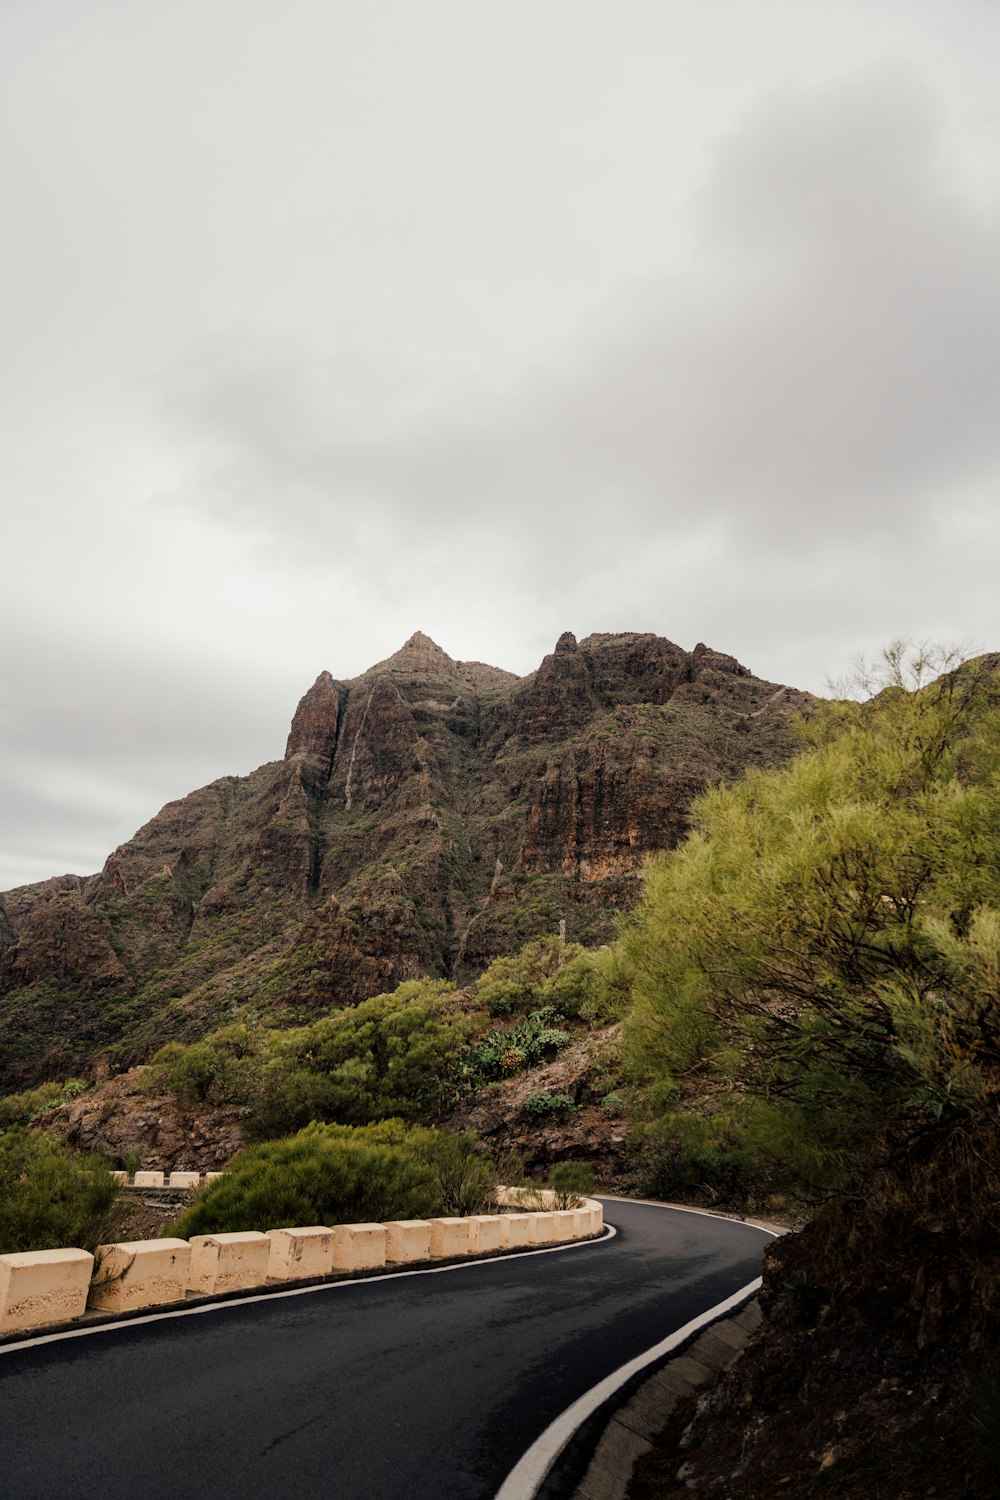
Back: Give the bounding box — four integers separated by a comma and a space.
494, 1201, 779, 1500
0, 1226, 617, 1356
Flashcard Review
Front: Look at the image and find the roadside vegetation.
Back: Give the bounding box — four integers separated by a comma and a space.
0, 1128, 122, 1255
167, 1120, 508, 1237
624, 644, 1000, 1212
130, 938, 627, 1143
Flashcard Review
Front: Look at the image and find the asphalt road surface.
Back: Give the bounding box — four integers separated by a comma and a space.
0, 1200, 772, 1500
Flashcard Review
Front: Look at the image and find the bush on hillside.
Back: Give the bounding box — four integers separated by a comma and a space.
625, 644, 1000, 1197
0, 1078, 89, 1130
141, 981, 477, 1140
0, 1128, 122, 1255
548, 1160, 596, 1207
167, 1120, 496, 1237
475, 937, 629, 1024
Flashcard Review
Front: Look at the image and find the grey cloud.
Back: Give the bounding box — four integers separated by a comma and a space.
158, 66, 1000, 574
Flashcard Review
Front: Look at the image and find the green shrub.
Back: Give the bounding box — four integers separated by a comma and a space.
458, 1008, 570, 1090
636, 1116, 761, 1205
475, 937, 578, 1016
549, 1160, 596, 1207
0, 1079, 90, 1129
167, 1120, 495, 1237
142, 1024, 258, 1106
523, 1090, 576, 1118
0, 1128, 122, 1254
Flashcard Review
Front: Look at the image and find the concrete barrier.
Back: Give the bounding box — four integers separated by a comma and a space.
1, 1189, 607, 1340
581, 1201, 604, 1234
528, 1212, 560, 1244
0, 1249, 94, 1334
266, 1227, 334, 1281
110, 1171, 129, 1185
133, 1171, 165, 1189
204, 1172, 224, 1183
467, 1215, 506, 1254
429, 1218, 470, 1258
331, 1224, 387, 1273
88, 1238, 191, 1312
168, 1171, 201, 1189
188, 1232, 272, 1295
550, 1209, 580, 1242
500, 1213, 536, 1249
384, 1220, 433, 1264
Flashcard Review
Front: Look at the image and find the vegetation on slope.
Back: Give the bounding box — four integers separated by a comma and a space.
167, 1120, 502, 1237
0, 1129, 122, 1255
621, 644, 1000, 1498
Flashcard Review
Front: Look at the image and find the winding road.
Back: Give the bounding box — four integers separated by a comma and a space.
0, 1200, 772, 1500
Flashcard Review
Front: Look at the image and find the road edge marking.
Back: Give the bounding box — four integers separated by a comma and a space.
493, 1203, 779, 1500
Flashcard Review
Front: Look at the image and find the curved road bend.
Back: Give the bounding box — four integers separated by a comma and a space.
0, 1201, 771, 1500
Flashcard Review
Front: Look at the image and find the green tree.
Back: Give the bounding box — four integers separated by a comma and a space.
0, 1129, 122, 1254
624, 646, 1000, 1192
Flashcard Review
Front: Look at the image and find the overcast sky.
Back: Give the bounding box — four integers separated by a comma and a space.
2, 0, 999, 891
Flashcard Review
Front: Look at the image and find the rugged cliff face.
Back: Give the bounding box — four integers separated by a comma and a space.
0, 630, 810, 1086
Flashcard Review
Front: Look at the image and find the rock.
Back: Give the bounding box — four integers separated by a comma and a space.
0, 630, 810, 1086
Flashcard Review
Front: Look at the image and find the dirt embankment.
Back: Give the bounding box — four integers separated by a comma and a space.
630, 1124, 1000, 1500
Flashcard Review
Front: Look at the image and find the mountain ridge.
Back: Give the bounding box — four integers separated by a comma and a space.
0, 629, 811, 1087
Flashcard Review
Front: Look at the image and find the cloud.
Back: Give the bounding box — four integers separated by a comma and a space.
157, 65, 1000, 582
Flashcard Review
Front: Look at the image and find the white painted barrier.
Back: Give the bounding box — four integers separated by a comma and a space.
501, 1213, 536, 1249
384, 1220, 433, 1264
89, 1239, 191, 1312
168, 1171, 201, 1189
429, 1217, 470, 1258
188, 1232, 272, 1295
266, 1227, 334, 1281
331, 1224, 387, 1272
0, 1191, 605, 1340
0, 1248, 94, 1334
467, 1215, 506, 1254
133, 1171, 165, 1189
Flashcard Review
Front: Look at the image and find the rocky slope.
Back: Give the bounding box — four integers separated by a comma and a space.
36, 1023, 631, 1181
0, 630, 810, 1087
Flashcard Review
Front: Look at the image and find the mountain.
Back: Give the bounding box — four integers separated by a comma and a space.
0, 630, 810, 1087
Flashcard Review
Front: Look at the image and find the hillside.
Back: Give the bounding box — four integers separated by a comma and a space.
0, 629, 809, 1088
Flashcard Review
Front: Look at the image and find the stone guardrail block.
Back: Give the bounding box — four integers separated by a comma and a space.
331, 1224, 387, 1273
529, 1211, 561, 1244
550, 1209, 580, 1241
204, 1172, 224, 1182
428, 1217, 470, 1258
467, 1215, 506, 1254
168, 1171, 201, 1189
110, 1171, 129, 1185
501, 1213, 536, 1249
581, 1200, 604, 1234
133, 1171, 165, 1189
384, 1220, 433, 1264
188, 1232, 272, 1295
89, 1238, 191, 1312
0, 1248, 94, 1334
266, 1227, 334, 1281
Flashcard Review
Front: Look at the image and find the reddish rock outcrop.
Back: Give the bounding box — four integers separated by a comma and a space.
0, 629, 812, 1085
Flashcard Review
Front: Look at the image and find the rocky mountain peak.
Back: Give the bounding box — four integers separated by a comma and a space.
376, 631, 456, 677
284, 669, 345, 781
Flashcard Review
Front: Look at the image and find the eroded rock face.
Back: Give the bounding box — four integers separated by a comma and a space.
0, 629, 811, 1085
